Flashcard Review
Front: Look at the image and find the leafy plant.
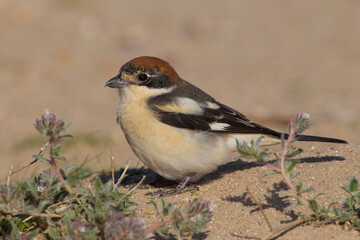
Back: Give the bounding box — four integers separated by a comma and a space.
236, 113, 359, 239
0, 110, 213, 239
148, 199, 213, 239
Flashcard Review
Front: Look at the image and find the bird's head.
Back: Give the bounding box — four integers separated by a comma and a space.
105, 56, 181, 89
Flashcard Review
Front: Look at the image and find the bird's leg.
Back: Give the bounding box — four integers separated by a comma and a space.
146, 174, 199, 197
175, 174, 197, 192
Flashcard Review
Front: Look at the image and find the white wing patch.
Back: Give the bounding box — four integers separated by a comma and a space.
176, 97, 204, 115
154, 97, 204, 115
206, 101, 220, 109
209, 122, 230, 131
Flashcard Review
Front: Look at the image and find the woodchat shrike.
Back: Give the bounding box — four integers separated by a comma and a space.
105, 56, 347, 194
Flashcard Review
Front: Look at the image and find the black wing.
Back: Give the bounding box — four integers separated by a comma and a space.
149, 100, 283, 138
147, 80, 347, 144
147, 80, 282, 137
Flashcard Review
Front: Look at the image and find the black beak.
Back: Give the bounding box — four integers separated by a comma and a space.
105, 75, 128, 88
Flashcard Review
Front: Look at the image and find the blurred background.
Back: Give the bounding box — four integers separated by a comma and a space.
1, 0, 359, 182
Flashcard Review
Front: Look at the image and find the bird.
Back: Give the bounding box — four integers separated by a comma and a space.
105, 56, 347, 195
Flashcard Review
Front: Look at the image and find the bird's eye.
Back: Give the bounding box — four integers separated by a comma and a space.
138, 73, 148, 81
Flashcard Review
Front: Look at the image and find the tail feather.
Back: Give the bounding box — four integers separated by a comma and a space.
294, 134, 347, 144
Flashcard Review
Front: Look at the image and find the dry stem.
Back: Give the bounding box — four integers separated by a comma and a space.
28, 212, 62, 218
127, 175, 146, 196
246, 186, 273, 232
6, 165, 13, 187
113, 160, 130, 191
110, 146, 115, 187
11, 141, 49, 175
262, 219, 305, 240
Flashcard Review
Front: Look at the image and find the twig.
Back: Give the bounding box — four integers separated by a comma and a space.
113, 160, 130, 190
246, 186, 273, 232
6, 165, 13, 187
110, 146, 115, 188
11, 141, 49, 175
47, 200, 71, 209
27, 212, 62, 218
127, 175, 146, 196
23, 216, 34, 222
262, 219, 305, 240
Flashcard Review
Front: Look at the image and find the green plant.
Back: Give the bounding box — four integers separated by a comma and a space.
0, 110, 213, 239
148, 199, 213, 239
237, 113, 359, 239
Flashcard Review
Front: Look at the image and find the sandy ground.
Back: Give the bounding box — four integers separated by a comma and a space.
126, 144, 360, 240
1, 1, 360, 239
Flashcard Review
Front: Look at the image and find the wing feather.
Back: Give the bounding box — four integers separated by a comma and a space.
147, 80, 282, 138
146, 80, 347, 144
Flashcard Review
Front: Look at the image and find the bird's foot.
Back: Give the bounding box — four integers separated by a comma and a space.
146, 185, 199, 197
145, 174, 198, 197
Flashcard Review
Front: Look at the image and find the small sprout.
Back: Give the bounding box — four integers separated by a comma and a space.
348, 177, 358, 193
309, 199, 319, 213
236, 137, 270, 161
